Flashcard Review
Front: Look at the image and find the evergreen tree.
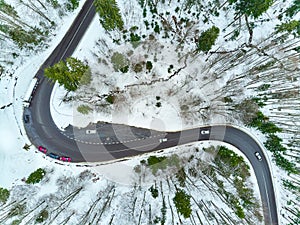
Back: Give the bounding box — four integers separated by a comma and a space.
66, 0, 79, 11
197, 26, 219, 53
275, 20, 300, 36
229, 0, 273, 18
0, 187, 9, 203
94, 0, 124, 31
26, 168, 46, 184
44, 57, 89, 91
173, 189, 192, 218
285, 0, 299, 18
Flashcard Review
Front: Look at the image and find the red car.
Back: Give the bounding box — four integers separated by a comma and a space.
38, 146, 47, 154
59, 156, 71, 162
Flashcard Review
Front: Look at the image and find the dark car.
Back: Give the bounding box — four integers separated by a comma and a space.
24, 115, 30, 123
38, 146, 47, 154
48, 153, 60, 159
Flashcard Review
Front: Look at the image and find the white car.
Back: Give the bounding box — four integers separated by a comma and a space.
86, 130, 97, 134
159, 138, 168, 143
201, 130, 210, 135
255, 152, 262, 161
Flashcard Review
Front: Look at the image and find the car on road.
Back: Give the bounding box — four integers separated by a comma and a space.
38, 146, 47, 154
201, 130, 210, 135
48, 153, 60, 159
59, 156, 71, 162
255, 152, 262, 161
86, 129, 97, 134
24, 115, 30, 123
159, 138, 168, 143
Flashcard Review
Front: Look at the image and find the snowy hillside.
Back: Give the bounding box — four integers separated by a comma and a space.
0, 0, 299, 224
0, 142, 263, 225
51, 0, 300, 224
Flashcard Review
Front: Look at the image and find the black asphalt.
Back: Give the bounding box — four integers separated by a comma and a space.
22, 0, 278, 224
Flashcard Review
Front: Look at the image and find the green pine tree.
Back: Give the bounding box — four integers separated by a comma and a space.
173, 189, 192, 218
197, 26, 220, 53
0, 187, 10, 203
44, 57, 89, 91
229, 0, 273, 18
275, 20, 300, 35
94, 0, 124, 31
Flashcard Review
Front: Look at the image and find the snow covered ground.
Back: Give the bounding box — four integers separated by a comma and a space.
0, 0, 299, 224
0, 0, 87, 188
51, 14, 230, 131
1, 140, 263, 225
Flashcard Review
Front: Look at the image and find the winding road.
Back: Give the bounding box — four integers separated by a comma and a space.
23, 0, 278, 224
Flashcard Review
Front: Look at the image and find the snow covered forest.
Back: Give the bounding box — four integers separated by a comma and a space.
0, 0, 80, 75
56, 0, 300, 223
0, 0, 299, 224
0, 143, 263, 225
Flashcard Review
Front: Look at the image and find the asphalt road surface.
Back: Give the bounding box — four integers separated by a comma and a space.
22, 0, 278, 224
